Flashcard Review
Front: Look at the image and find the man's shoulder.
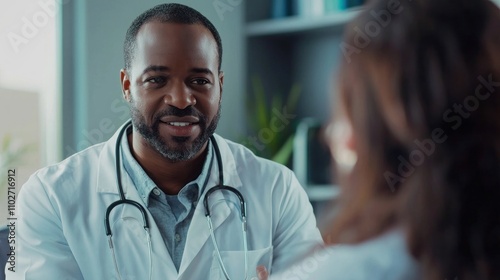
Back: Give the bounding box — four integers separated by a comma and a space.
217, 136, 297, 189
220, 136, 291, 173
30, 142, 107, 187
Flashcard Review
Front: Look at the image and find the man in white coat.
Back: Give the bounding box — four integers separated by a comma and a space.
7, 3, 322, 280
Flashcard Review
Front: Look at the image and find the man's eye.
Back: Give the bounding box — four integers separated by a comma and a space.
192, 79, 210, 85
146, 77, 166, 84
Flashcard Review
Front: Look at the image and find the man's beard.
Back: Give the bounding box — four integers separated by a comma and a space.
130, 100, 220, 162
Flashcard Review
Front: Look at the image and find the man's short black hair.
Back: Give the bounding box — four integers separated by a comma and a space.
124, 3, 223, 71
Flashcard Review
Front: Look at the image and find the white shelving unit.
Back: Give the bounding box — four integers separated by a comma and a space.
292, 118, 340, 201
245, 1, 500, 205
245, 3, 361, 203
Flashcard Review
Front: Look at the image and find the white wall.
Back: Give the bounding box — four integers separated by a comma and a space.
0, 1, 60, 165
62, 0, 246, 156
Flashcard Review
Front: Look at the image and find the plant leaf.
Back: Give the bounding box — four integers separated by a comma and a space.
271, 134, 295, 165
286, 83, 301, 111
252, 76, 269, 131
268, 93, 284, 152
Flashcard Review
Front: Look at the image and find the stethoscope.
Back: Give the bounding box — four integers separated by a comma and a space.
104, 120, 248, 280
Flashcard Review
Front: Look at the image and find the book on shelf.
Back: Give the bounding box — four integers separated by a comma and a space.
271, 0, 365, 20
271, 0, 290, 18
293, 0, 325, 17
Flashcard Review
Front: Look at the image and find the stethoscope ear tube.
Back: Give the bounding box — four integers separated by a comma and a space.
105, 199, 151, 236
204, 136, 249, 279
204, 136, 247, 220
204, 185, 249, 280
105, 120, 150, 237
203, 185, 246, 219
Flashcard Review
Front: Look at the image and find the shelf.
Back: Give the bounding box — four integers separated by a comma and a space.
246, 8, 361, 37
305, 184, 341, 201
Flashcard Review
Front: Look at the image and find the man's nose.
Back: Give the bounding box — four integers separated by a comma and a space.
163, 81, 196, 109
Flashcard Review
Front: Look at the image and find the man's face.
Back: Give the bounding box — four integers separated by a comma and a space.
121, 22, 223, 162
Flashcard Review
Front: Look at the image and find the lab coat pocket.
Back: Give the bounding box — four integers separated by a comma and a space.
209, 246, 273, 280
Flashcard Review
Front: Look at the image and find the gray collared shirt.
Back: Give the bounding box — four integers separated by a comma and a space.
121, 130, 214, 271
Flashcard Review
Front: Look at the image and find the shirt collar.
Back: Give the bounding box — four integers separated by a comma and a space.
121, 128, 214, 206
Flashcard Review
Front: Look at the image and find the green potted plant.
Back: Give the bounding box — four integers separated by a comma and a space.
242, 77, 301, 166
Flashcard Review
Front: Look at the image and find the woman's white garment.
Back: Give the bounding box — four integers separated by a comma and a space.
271, 229, 420, 280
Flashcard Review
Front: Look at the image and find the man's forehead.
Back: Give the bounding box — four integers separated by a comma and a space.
130, 21, 218, 72
136, 21, 214, 45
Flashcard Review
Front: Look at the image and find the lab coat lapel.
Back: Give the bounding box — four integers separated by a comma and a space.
178, 135, 243, 277
118, 175, 178, 278
178, 188, 230, 276
209, 134, 244, 189
95, 121, 177, 278
96, 121, 127, 195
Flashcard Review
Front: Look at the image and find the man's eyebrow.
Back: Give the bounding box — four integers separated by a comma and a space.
190, 68, 213, 76
141, 65, 170, 75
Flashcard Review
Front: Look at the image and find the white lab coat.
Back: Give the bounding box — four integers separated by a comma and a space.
8, 122, 322, 280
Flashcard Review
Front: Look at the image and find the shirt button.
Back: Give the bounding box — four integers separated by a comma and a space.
153, 188, 161, 196
175, 233, 181, 243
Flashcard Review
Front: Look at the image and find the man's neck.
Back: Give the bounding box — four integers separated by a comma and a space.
128, 133, 208, 195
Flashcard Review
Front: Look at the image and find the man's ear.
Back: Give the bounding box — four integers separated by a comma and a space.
120, 69, 131, 102
218, 71, 224, 97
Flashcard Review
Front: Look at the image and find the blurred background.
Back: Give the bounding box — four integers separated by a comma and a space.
2, 0, 500, 225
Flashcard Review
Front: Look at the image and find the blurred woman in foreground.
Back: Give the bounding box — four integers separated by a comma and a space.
268, 0, 500, 279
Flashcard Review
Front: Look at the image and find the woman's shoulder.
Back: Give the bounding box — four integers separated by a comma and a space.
272, 229, 420, 280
